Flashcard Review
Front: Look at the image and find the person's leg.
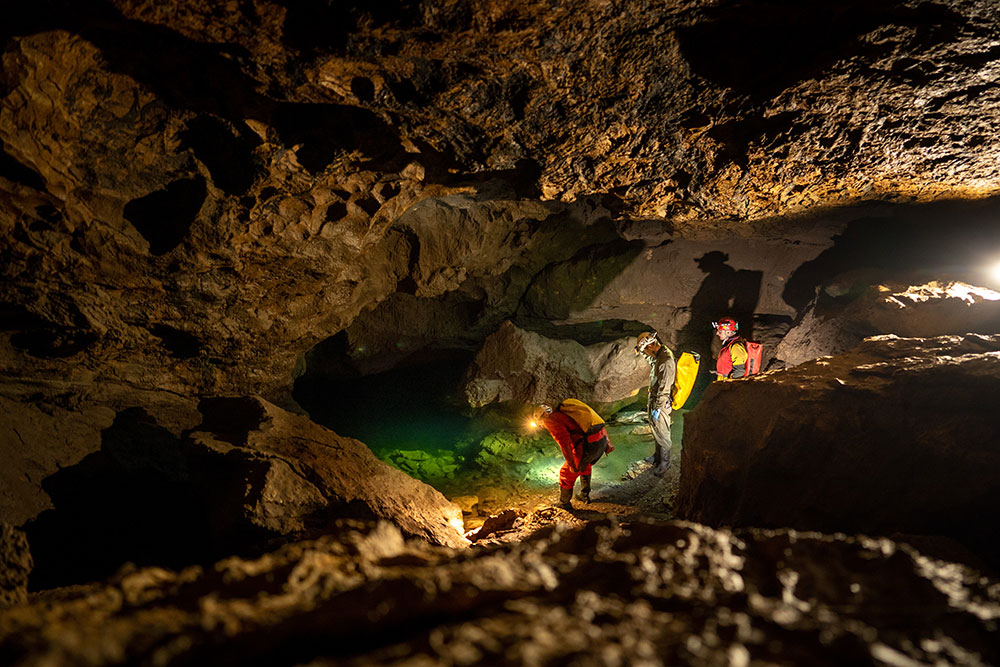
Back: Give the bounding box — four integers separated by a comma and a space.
578, 474, 591, 503
558, 463, 578, 508
652, 411, 672, 474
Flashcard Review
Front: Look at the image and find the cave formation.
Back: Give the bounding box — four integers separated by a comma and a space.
2, 1, 1000, 664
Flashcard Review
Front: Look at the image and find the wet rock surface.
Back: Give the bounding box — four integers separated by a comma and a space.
677, 334, 1000, 568
0, 518, 997, 666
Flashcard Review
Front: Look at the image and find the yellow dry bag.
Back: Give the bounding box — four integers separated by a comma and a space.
671, 351, 701, 410
558, 398, 605, 435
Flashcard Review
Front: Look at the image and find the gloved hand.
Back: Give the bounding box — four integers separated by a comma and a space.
651, 409, 660, 421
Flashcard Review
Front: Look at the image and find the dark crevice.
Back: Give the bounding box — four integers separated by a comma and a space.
178, 115, 260, 195
123, 176, 206, 255
271, 103, 405, 173
677, 1, 968, 102
150, 324, 202, 359
0, 148, 45, 191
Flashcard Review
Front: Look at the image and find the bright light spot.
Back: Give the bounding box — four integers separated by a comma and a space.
991, 261, 1000, 283
887, 280, 1000, 306
529, 420, 538, 429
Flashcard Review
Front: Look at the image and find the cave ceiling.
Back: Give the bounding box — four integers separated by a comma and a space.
2, 0, 1000, 401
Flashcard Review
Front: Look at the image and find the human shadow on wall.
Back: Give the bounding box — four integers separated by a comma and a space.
22, 408, 263, 590
677, 251, 762, 404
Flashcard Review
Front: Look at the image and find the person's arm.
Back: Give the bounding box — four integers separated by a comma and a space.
598, 427, 614, 454
729, 341, 748, 379
544, 416, 581, 470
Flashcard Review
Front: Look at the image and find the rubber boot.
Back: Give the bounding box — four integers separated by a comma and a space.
653, 442, 671, 477
558, 486, 573, 510
577, 475, 591, 504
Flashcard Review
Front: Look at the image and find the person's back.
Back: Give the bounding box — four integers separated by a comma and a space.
534, 400, 613, 508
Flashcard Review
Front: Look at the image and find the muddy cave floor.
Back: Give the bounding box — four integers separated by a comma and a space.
369, 416, 686, 537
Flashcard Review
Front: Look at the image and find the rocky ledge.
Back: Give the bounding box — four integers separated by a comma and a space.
677, 333, 1000, 568
0, 517, 997, 666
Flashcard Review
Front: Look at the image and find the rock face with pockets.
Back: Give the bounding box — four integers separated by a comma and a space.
677, 333, 1000, 568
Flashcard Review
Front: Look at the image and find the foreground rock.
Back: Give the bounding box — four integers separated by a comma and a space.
185, 397, 468, 550
677, 334, 1000, 567
24, 397, 467, 589
1, 517, 996, 666
0, 524, 31, 608
776, 279, 1000, 367
461, 321, 647, 410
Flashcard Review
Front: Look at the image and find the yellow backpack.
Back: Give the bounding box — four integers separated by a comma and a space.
558, 398, 605, 435
671, 351, 701, 410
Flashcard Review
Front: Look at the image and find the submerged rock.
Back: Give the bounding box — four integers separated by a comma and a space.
0, 518, 996, 665
677, 333, 1000, 567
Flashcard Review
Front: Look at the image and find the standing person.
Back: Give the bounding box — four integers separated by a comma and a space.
533, 400, 613, 510
712, 317, 748, 379
635, 332, 675, 476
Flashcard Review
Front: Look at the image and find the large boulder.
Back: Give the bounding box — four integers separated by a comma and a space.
22, 397, 468, 590
186, 397, 469, 550
776, 279, 1000, 366
0, 518, 997, 665
461, 321, 647, 410
676, 334, 1000, 566
0, 523, 31, 608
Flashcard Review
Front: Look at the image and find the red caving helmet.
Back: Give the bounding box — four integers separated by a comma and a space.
712, 317, 739, 333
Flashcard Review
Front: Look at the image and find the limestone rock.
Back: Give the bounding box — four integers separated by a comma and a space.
0, 518, 996, 665
676, 333, 1000, 567
186, 397, 469, 550
461, 321, 647, 409
0, 523, 31, 609
777, 280, 1000, 366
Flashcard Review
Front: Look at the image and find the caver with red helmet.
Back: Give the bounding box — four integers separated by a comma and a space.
712, 317, 748, 379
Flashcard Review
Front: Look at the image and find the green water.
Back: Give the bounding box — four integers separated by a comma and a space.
293, 354, 684, 500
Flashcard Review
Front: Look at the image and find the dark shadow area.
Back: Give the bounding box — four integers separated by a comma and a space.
783, 202, 1000, 313
23, 409, 228, 589
677, 0, 967, 103
178, 115, 260, 195
275, 0, 422, 55
3, 302, 98, 359
445, 158, 543, 199
149, 324, 201, 359
516, 240, 647, 322
0, 147, 45, 190
293, 350, 487, 457
272, 103, 405, 173
123, 176, 206, 255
